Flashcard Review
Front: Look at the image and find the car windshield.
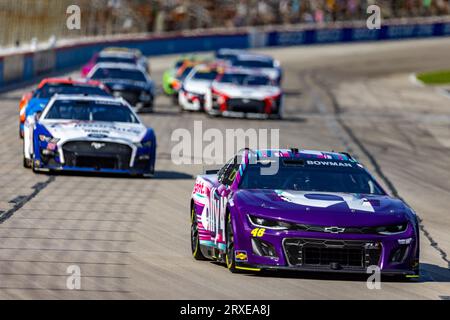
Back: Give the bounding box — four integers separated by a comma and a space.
44, 100, 139, 123
239, 161, 385, 195
175, 60, 186, 69
219, 73, 271, 86
234, 59, 274, 69
91, 68, 146, 82
97, 56, 136, 64
177, 66, 194, 80
35, 84, 109, 99
192, 69, 218, 81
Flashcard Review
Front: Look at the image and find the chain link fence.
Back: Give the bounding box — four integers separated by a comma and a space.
1, 0, 449, 49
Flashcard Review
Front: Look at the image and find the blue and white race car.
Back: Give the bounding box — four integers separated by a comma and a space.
23, 95, 156, 176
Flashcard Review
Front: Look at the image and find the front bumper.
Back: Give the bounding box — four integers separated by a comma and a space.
33, 140, 155, 175
179, 90, 205, 111
208, 97, 281, 119
233, 223, 419, 276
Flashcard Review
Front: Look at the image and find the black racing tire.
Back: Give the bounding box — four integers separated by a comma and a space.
191, 206, 207, 260
225, 214, 239, 273
172, 94, 179, 106
23, 141, 32, 169
23, 156, 32, 169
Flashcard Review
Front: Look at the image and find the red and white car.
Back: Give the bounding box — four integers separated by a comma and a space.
204, 68, 283, 119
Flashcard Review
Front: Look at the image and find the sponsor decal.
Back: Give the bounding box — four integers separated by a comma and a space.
201, 187, 227, 246
324, 227, 346, 234
276, 191, 375, 213
91, 142, 106, 150
235, 250, 248, 262
306, 160, 353, 167
88, 133, 108, 139
47, 142, 57, 151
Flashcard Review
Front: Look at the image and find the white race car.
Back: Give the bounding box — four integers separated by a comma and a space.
23, 94, 157, 176
204, 68, 283, 119
178, 64, 221, 112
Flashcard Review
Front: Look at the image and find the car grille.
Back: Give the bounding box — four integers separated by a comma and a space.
227, 98, 265, 113
283, 238, 381, 270
291, 224, 394, 235
63, 141, 132, 170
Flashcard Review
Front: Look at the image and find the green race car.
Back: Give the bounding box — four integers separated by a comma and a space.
162, 56, 212, 97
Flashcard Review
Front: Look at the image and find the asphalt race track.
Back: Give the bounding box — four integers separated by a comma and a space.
0, 38, 449, 299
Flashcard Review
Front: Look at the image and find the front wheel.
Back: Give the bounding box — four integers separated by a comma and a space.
23, 156, 32, 169
191, 206, 206, 260
23, 140, 32, 169
225, 214, 239, 273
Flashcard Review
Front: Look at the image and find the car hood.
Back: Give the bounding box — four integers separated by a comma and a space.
234, 189, 410, 227
41, 120, 147, 144
257, 68, 281, 80
213, 83, 280, 99
183, 80, 212, 95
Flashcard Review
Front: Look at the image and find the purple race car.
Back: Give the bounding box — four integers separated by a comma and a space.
190, 149, 420, 278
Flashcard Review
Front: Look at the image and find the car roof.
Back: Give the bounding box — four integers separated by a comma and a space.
37, 78, 103, 89
219, 67, 268, 76
93, 62, 144, 70
98, 51, 136, 58
49, 94, 125, 103
217, 48, 246, 55
101, 47, 142, 55
245, 149, 357, 162
236, 54, 274, 62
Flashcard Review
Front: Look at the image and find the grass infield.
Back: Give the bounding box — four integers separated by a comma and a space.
417, 70, 450, 85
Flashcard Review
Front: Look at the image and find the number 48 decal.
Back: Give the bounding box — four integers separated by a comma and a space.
251, 228, 266, 237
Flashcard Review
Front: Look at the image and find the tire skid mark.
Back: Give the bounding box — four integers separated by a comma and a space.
307, 71, 450, 270
0, 176, 55, 224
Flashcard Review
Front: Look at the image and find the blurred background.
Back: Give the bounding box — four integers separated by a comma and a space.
1, 0, 450, 49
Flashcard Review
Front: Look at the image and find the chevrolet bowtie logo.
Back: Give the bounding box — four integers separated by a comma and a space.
91, 142, 106, 150
324, 227, 346, 234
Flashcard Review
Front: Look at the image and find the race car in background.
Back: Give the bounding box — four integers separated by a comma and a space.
162, 57, 207, 103
23, 95, 156, 176
232, 53, 283, 85
215, 48, 245, 64
87, 63, 155, 112
190, 149, 420, 278
178, 63, 223, 112
204, 68, 283, 119
81, 47, 150, 77
18, 78, 111, 138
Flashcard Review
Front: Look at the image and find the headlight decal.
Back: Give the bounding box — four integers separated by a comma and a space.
248, 215, 292, 230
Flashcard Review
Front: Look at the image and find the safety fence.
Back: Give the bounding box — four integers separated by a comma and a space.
1, 16, 450, 91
